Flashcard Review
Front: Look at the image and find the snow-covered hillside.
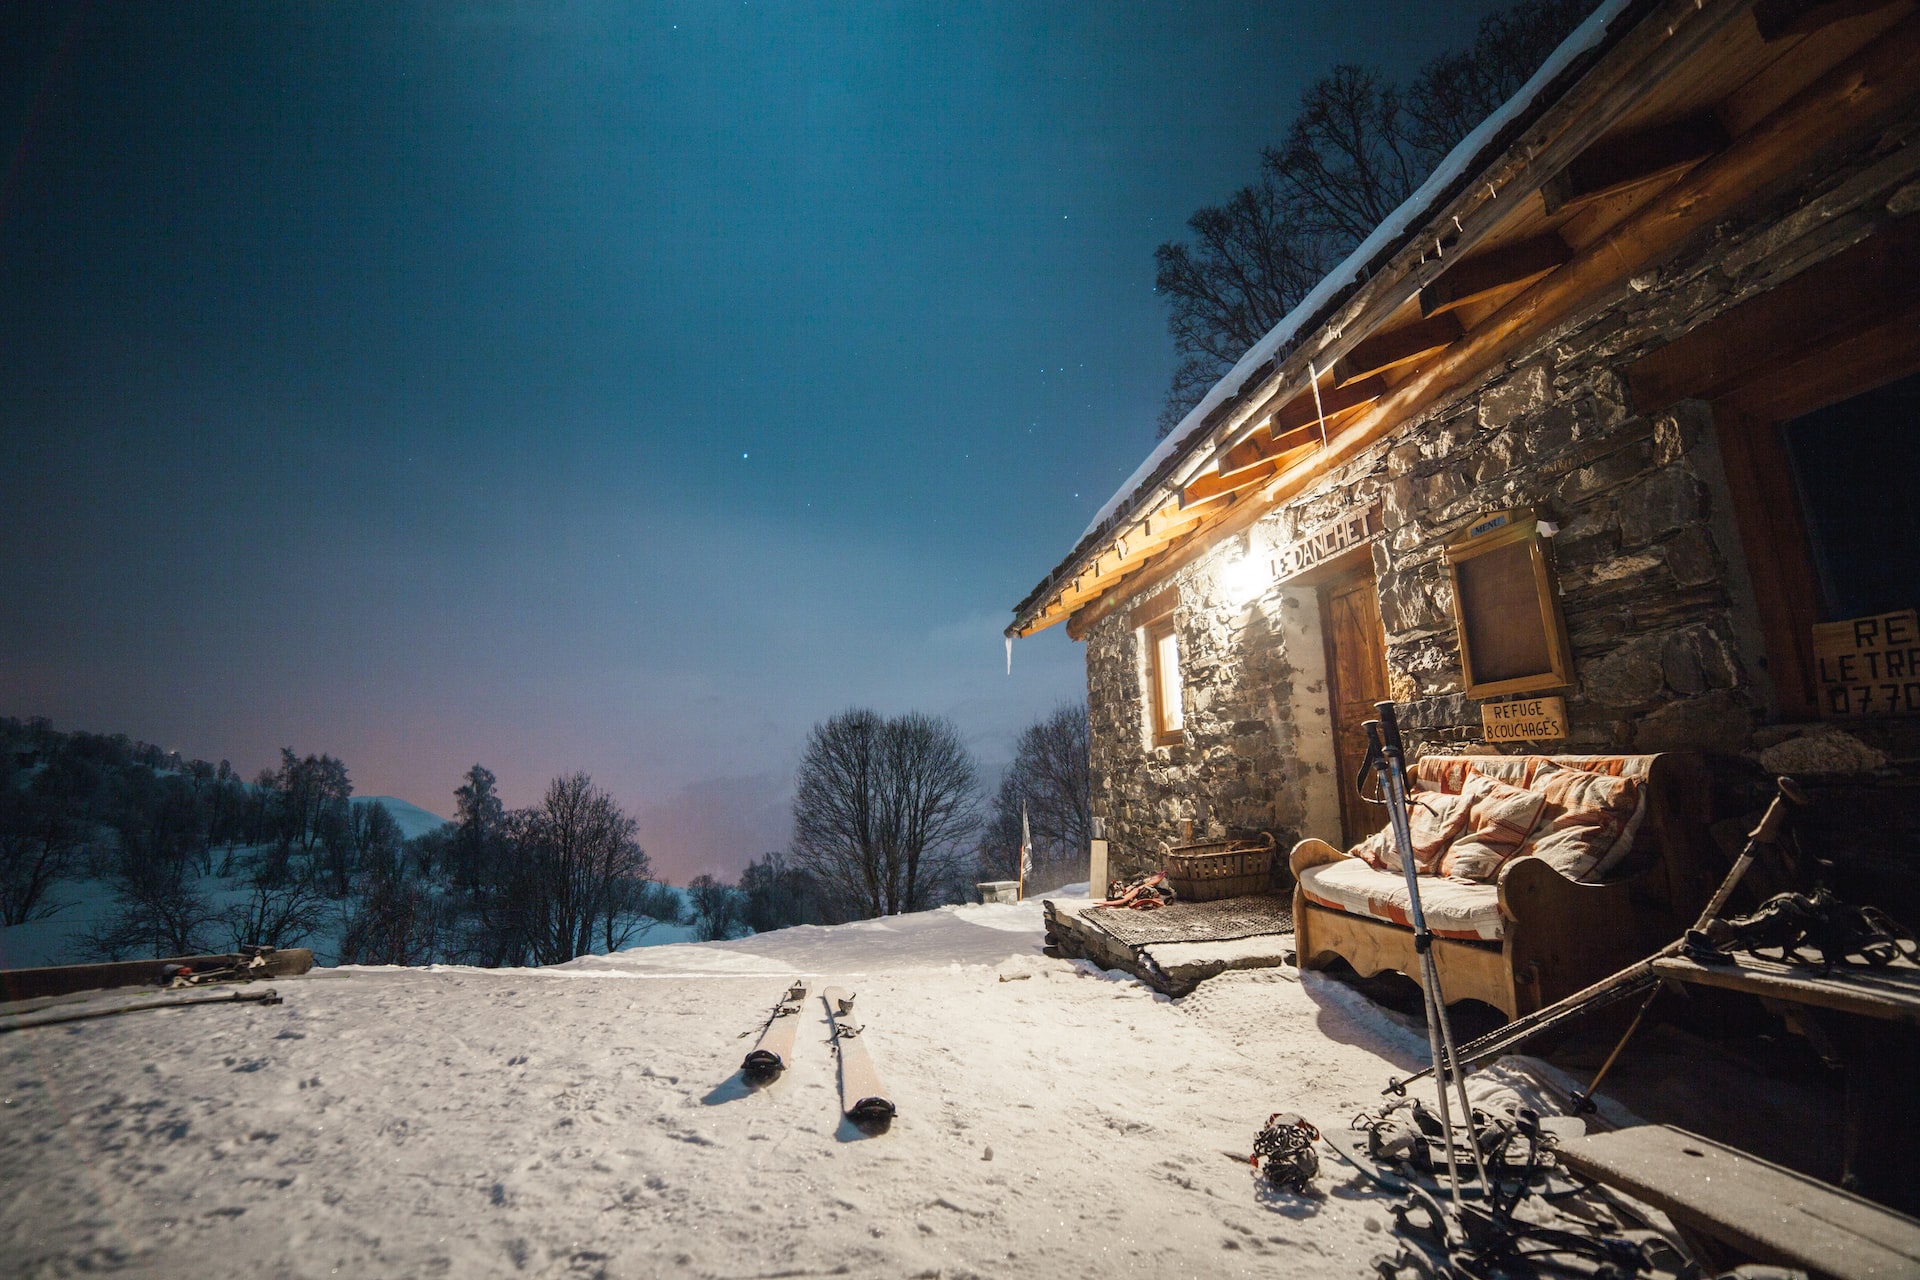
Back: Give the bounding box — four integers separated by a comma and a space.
350, 794, 451, 841
0, 895, 1599, 1279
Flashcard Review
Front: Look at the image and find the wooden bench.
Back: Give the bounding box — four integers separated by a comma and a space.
1292, 752, 1719, 1018
1558, 1124, 1920, 1279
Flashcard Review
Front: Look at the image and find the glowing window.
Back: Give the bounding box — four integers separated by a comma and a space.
1147, 616, 1184, 744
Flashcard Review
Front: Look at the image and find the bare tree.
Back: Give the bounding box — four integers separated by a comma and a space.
338, 835, 446, 967
81, 859, 214, 960
597, 876, 679, 953
1153, 180, 1333, 434
683, 874, 745, 941
0, 786, 83, 926
261, 749, 352, 855
791, 710, 981, 920
1404, 0, 1594, 159
978, 703, 1092, 889
223, 875, 329, 953
738, 850, 821, 932
1152, 0, 1590, 434
483, 773, 654, 966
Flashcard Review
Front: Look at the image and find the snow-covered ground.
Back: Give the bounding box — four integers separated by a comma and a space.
1, 894, 1602, 1279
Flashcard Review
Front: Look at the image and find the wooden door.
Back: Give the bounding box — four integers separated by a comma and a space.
1321, 564, 1392, 849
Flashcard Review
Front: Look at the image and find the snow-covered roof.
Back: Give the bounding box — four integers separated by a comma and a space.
1015, 0, 1639, 630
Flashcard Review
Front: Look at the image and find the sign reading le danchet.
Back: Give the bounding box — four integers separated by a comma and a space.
1482, 696, 1568, 743
1273, 502, 1380, 580
1813, 609, 1920, 717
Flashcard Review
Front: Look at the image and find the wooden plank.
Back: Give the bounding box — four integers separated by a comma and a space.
1652, 953, 1920, 1025
1541, 110, 1730, 215
1713, 405, 1826, 720
1811, 610, 1920, 718
1292, 901, 1517, 1017
1174, 486, 1236, 516
1330, 313, 1462, 387
1128, 585, 1179, 627
1626, 214, 1920, 414
1718, 291, 1920, 424
1270, 375, 1388, 434
1722, 0, 1916, 136
1753, 0, 1909, 41
0, 950, 315, 1004
1481, 695, 1569, 743
1559, 1124, 1920, 1279
1419, 233, 1572, 317
1218, 422, 1323, 478
1812, 610, 1920, 657
1181, 459, 1276, 506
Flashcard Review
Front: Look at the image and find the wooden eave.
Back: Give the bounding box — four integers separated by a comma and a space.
1010, 0, 1920, 640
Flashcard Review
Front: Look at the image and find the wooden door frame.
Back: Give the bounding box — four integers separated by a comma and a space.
1318, 556, 1392, 848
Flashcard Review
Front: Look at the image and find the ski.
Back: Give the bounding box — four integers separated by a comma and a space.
820, 986, 895, 1131
740, 980, 808, 1085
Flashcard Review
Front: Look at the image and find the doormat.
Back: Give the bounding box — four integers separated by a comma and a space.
1085, 895, 1292, 948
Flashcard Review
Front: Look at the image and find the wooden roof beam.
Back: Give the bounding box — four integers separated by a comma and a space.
1330, 314, 1463, 387
1752, 0, 1908, 41
1419, 233, 1572, 318
1218, 423, 1322, 481
1181, 461, 1276, 506
1271, 374, 1387, 434
1541, 110, 1730, 215
1625, 212, 1920, 413
1050, 12, 1920, 643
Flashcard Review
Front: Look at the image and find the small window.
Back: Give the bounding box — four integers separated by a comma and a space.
1146, 615, 1184, 745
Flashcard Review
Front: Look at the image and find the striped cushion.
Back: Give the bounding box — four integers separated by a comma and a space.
1351, 789, 1473, 873
1521, 761, 1645, 882
1438, 771, 1547, 882
1298, 857, 1504, 942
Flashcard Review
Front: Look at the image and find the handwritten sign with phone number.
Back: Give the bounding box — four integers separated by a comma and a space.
1813, 609, 1920, 717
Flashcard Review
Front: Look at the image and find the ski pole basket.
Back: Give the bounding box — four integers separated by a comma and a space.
1160, 832, 1278, 902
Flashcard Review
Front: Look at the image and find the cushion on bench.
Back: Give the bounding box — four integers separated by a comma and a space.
1297, 857, 1503, 941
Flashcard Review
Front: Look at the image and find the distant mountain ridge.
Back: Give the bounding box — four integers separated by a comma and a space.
350, 795, 451, 841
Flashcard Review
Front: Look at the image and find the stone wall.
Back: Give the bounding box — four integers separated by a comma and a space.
1085, 118, 1920, 883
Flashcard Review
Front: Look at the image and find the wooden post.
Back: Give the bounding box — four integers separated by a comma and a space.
1089, 838, 1109, 901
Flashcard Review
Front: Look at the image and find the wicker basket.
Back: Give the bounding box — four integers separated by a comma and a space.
1160, 832, 1277, 902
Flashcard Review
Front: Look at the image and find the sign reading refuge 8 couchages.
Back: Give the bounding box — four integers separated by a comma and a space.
1481, 695, 1568, 743
1813, 609, 1920, 717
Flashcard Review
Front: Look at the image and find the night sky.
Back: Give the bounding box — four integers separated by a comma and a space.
1, 1, 1502, 880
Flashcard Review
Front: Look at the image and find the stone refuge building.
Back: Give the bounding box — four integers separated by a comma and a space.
1007, 0, 1920, 892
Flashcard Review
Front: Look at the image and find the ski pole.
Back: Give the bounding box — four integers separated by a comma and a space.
1373, 703, 1491, 1195
1387, 774, 1807, 1096
1366, 718, 1464, 1204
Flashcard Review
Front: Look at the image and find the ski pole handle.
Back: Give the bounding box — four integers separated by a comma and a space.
1364, 719, 1385, 761
1373, 701, 1404, 759
1749, 776, 1807, 845
1690, 775, 1809, 933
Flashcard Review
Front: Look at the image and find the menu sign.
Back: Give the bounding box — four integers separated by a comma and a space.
1812, 609, 1920, 717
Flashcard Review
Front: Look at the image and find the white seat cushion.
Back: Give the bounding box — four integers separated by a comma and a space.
1298, 857, 1504, 942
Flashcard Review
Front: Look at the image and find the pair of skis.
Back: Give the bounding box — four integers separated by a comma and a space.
738, 980, 895, 1132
